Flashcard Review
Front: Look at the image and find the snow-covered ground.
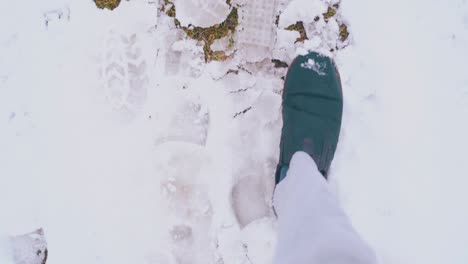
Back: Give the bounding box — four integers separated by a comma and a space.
1, 0, 468, 263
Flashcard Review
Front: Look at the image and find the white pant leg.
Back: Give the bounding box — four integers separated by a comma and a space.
273, 151, 377, 264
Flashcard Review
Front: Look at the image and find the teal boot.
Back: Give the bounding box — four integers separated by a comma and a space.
275, 52, 343, 184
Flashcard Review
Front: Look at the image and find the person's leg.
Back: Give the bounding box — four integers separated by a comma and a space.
273, 151, 376, 264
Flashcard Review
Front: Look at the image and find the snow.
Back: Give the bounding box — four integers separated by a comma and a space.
1, 0, 468, 264
0, 236, 14, 264
236, 0, 278, 62
278, 0, 327, 28
333, 1, 468, 263
173, 0, 231, 28
10, 229, 48, 264
301, 58, 327, 76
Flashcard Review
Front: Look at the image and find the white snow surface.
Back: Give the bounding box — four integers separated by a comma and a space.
0, 236, 13, 264
0, 0, 468, 264
278, 0, 327, 28
173, 0, 231, 28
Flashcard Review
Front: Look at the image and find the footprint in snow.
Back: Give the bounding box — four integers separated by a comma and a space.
155, 142, 215, 264
99, 31, 150, 121
154, 90, 210, 147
